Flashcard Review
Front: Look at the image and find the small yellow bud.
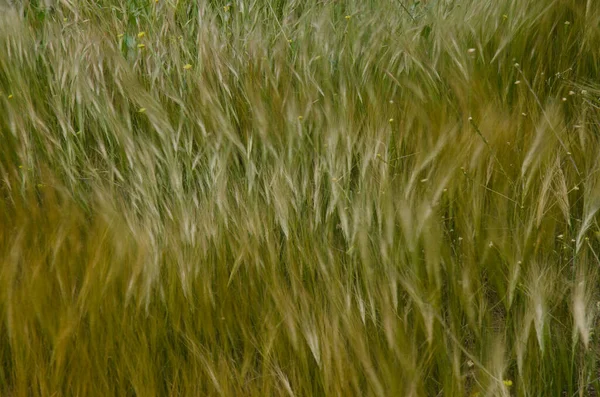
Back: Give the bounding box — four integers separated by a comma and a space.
138, 108, 146, 113
345, 15, 351, 20
183, 64, 192, 70
503, 380, 513, 387
137, 31, 146, 38
137, 43, 145, 49
8, 94, 13, 99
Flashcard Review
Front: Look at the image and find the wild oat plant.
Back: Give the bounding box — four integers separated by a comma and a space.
1, 0, 600, 396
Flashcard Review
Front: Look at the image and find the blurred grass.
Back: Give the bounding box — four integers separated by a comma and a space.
1, 0, 600, 395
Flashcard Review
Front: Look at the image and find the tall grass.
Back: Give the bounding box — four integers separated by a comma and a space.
1, 0, 600, 395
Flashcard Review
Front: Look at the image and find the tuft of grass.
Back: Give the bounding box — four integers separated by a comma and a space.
1, 0, 600, 395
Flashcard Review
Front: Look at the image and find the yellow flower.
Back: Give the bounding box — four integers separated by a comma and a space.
117, 33, 124, 39
8, 94, 13, 99
389, 118, 394, 123
138, 108, 146, 113
298, 116, 303, 120
224, 6, 230, 12
183, 64, 192, 70
345, 15, 351, 20
288, 39, 293, 43
137, 31, 146, 38
503, 379, 513, 387
137, 43, 145, 49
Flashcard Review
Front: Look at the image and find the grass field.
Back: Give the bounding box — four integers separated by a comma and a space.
1, 0, 600, 395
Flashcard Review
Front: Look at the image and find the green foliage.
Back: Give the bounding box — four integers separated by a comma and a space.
1, 0, 600, 395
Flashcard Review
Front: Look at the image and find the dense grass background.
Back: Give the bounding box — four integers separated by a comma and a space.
1, 0, 600, 395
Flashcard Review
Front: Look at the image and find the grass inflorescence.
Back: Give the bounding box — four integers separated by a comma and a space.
1, 0, 600, 396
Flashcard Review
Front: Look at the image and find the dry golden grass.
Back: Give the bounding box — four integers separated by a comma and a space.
1, 0, 600, 395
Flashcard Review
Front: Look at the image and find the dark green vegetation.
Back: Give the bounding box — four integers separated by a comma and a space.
1, 0, 600, 395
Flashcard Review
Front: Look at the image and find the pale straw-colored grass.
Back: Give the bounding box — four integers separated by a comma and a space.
1, 1, 600, 395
